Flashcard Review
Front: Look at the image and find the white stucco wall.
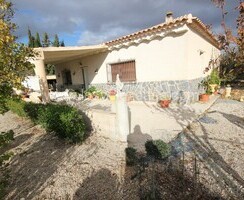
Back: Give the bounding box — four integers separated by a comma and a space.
105, 36, 188, 82
55, 62, 84, 86
186, 27, 220, 79
73, 26, 190, 85
55, 25, 220, 86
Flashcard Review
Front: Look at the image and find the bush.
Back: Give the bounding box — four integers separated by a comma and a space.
0, 130, 14, 147
37, 104, 86, 143
0, 130, 14, 198
209, 68, 221, 85
125, 147, 137, 166
6, 98, 27, 117
6, 99, 86, 143
24, 102, 45, 123
0, 84, 13, 114
145, 140, 171, 160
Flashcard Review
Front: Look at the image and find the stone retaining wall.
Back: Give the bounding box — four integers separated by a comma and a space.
91, 78, 204, 103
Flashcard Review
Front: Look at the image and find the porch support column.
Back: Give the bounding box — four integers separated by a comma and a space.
32, 59, 50, 103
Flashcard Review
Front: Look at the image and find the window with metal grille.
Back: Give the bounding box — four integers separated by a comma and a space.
107, 60, 136, 83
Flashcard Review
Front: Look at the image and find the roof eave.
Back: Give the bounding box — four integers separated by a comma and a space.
188, 19, 220, 50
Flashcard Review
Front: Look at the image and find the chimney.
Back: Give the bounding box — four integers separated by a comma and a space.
165, 11, 173, 23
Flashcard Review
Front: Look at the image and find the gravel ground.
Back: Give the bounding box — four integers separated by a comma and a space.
0, 112, 126, 200
182, 99, 244, 199
0, 98, 243, 199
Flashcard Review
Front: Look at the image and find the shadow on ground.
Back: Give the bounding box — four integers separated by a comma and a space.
219, 111, 244, 129
127, 125, 152, 152
3, 133, 74, 200
73, 168, 121, 200
142, 101, 198, 128
183, 120, 244, 199
72, 159, 225, 200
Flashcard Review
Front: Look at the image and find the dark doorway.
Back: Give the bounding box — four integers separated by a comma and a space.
62, 70, 72, 85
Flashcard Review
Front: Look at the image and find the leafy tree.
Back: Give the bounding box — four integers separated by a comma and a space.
42, 32, 50, 47
0, 0, 35, 113
0, 0, 32, 196
52, 34, 59, 47
34, 32, 41, 47
45, 63, 56, 75
211, 0, 244, 81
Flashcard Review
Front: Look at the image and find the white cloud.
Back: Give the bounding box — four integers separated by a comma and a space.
78, 27, 129, 45
11, 0, 239, 46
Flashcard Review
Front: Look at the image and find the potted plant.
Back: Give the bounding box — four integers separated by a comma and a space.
158, 94, 171, 108
84, 86, 97, 99
109, 89, 117, 101
93, 90, 105, 99
208, 68, 221, 94
198, 77, 211, 102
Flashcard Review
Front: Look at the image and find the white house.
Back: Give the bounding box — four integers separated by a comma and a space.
32, 13, 220, 103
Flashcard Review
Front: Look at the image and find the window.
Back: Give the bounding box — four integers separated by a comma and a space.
107, 60, 136, 83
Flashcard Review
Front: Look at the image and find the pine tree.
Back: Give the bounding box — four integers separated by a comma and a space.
34, 32, 42, 47
42, 32, 50, 47
60, 40, 65, 47
52, 34, 60, 47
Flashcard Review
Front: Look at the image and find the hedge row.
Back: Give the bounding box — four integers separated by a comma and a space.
6, 99, 86, 143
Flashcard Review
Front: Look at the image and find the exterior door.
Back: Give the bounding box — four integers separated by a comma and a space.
62, 70, 72, 85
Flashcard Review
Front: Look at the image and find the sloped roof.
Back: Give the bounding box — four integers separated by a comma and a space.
34, 45, 108, 64
105, 14, 220, 49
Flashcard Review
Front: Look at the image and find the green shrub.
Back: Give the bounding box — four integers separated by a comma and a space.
6, 99, 86, 143
24, 102, 44, 123
84, 86, 97, 97
145, 140, 171, 160
0, 130, 14, 198
125, 147, 137, 166
0, 84, 13, 114
6, 98, 27, 117
84, 86, 105, 98
0, 130, 14, 147
37, 104, 86, 143
209, 68, 221, 85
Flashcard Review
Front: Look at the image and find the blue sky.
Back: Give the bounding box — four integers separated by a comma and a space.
11, 0, 239, 46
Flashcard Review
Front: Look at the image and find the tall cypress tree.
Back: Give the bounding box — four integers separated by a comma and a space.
34, 32, 42, 47
52, 34, 60, 47
28, 28, 34, 47
60, 40, 65, 47
31, 36, 35, 48
42, 32, 50, 47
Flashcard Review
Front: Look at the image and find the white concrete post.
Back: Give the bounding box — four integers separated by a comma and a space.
225, 85, 232, 98
31, 59, 50, 103
116, 92, 129, 142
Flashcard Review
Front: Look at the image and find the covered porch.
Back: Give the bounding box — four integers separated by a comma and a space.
31, 45, 108, 102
